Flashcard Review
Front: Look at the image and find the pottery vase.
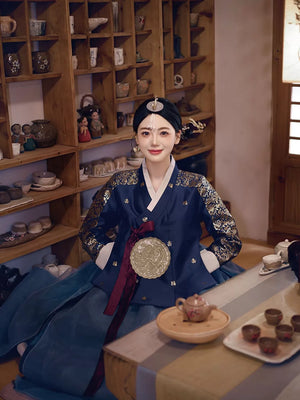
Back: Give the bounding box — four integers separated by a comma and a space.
4, 53, 21, 77
31, 119, 57, 148
32, 51, 50, 74
117, 112, 125, 128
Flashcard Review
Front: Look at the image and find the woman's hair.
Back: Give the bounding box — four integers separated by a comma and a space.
288, 240, 300, 282
133, 97, 182, 133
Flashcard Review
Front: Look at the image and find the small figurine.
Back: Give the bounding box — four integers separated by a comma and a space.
22, 124, 36, 151
89, 108, 104, 139
77, 116, 91, 143
11, 123, 25, 153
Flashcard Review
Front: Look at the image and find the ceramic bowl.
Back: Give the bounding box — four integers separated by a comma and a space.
258, 337, 278, 354
275, 324, 294, 341
241, 324, 261, 342
264, 308, 283, 325
14, 181, 32, 194
7, 187, 23, 200
88, 18, 108, 32
32, 171, 56, 186
291, 315, 300, 332
127, 157, 144, 167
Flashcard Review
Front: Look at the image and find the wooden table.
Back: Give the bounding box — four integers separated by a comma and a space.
104, 265, 300, 400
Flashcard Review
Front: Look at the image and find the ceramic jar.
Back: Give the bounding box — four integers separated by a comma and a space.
116, 82, 129, 98
32, 51, 50, 74
136, 79, 150, 95
31, 120, 57, 148
4, 53, 21, 77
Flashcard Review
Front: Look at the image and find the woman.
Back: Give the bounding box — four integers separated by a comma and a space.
0, 98, 242, 400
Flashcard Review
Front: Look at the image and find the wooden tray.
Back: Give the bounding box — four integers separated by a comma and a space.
156, 306, 230, 344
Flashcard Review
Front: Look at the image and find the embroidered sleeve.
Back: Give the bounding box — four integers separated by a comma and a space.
197, 175, 242, 264
79, 170, 139, 261
78, 176, 120, 261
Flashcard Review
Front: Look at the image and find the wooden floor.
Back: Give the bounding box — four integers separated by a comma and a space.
0, 238, 274, 395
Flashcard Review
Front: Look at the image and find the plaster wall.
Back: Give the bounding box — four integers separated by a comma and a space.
215, 0, 273, 241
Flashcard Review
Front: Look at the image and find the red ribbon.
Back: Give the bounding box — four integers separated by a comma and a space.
84, 220, 154, 396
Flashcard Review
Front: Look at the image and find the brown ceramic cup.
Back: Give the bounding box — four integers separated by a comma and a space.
291, 315, 300, 332
275, 324, 294, 341
241, 324, 261, 342
258, 337, 278, 354
264, 308, 283, 325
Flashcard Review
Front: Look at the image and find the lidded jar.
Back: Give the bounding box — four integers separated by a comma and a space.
31, 119, 57, 148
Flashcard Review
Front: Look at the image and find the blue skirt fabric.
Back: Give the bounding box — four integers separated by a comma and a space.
0, 260, 243, 400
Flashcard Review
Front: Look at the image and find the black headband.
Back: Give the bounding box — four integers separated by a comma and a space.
133, 97, 182, 133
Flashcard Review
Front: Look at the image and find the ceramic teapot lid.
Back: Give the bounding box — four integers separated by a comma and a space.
276, 239, 291, 248
185, 294, 207, 307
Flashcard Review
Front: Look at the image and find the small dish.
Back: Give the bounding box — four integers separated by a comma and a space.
31, 178, 62, 192
259, 262, 290, 275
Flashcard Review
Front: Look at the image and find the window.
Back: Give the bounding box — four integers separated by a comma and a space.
289, 85, 300, 155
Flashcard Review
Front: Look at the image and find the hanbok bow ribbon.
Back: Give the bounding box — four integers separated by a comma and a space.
84, 220, 154, 396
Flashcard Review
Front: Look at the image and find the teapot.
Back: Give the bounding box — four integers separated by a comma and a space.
274, 239, 293, 263
175, 294, 216, 322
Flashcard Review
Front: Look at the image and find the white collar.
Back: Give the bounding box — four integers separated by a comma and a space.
142, 157, 175, 211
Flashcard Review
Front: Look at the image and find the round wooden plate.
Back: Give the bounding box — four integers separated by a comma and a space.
156, 306, 230, 344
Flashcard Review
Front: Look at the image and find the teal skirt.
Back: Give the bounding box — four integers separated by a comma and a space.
0, 260, 243, 400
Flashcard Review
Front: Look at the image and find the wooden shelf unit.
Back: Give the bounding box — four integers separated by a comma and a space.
0, 0, 214, 267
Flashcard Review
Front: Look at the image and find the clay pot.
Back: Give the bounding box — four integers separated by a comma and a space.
32, 51, 50, 74
4, 53, 21, 77
31, 120, 57, 148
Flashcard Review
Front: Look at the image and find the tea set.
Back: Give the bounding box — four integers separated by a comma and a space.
260, 239, 294, 275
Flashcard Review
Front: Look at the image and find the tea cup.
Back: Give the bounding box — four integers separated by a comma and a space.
0, 16, 17, 37
290, 315, 300, 332
114, 47, 124, 66
12, 143, 21, 156
72, 55, 78, 70
275, 324, 294, 341
262, 254, 282, 270
190, 12, 199, 27
264, 308, 283, 325
30, 19, 46, 36
136, 79, 150, 95
135, 15, 145, 31
90, 47, 98, 68
258, 337, 278, 354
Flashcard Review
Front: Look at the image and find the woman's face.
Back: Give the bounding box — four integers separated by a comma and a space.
136, 114, 180, 165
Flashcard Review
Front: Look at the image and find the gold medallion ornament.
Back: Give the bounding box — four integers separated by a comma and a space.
130, 237, 171, 279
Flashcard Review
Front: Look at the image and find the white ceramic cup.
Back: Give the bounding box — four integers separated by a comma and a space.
114, 47, 124, 66
262, 254, 282, 270
69, 16, 74, 34
30, 19, 46, 36
90, 47, 98, 68
174, 74, 183, 88
72, 55, 78, 70
12, 142, 21, 156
